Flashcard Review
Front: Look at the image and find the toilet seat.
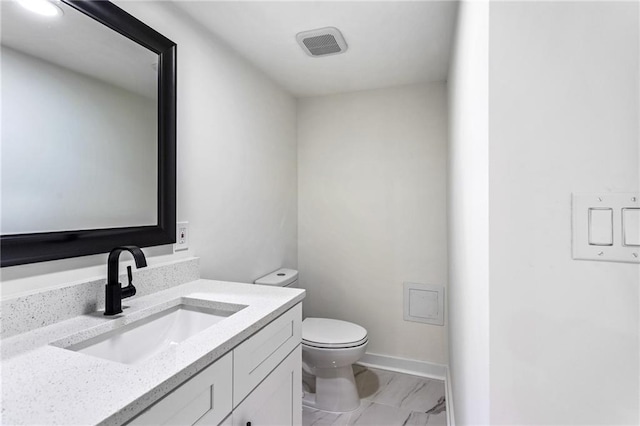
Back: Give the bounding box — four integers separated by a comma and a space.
302, 318, 368, 349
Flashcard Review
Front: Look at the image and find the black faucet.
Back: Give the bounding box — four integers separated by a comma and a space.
104, 246, 147, 316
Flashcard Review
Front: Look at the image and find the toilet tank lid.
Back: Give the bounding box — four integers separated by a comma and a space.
254, 268, 298, 286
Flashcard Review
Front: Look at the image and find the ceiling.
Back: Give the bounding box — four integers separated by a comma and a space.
172, 1, 459, 97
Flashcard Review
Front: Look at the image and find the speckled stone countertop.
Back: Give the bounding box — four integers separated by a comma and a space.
0, 279, 305, 426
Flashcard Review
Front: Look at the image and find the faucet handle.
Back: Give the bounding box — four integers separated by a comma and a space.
121, 265, 137, 299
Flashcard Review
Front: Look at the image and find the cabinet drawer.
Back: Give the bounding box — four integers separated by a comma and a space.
233, 303, 302, 406
128, 352, 233, 426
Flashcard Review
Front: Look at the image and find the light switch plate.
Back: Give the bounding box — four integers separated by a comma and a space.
572, 193, 639, 263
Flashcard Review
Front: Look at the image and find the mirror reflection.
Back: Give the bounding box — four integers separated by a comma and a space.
1, 0, 159, 235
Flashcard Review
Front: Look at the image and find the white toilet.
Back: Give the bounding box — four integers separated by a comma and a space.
255, 269, 368, 413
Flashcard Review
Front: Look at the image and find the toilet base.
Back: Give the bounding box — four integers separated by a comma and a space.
301, 365, 361, 412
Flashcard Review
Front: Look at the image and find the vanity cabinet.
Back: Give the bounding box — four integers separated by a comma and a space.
127, 304, 302, 426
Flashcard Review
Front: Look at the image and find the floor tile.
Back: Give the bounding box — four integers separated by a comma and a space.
355, 367, 446, 412
303, 366, 448, 426
404, 411, 431, 426
353, 365, 396, 401
302, 406, 350, 426
426, 411, 448, 426
403, 411, 447, 426
374, 376, 444, 412
347, 401, 413, 426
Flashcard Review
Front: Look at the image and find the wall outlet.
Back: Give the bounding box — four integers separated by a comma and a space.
175, 221, 189, 252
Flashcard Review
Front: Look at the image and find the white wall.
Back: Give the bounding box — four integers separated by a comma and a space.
447, 1, 490, 424
119, 2, 298, 284
298, 83, 448, 364
1, 2, 297, 295
449, 2, 639, 424
2, 46, 156, 234
489, 2, 639, 424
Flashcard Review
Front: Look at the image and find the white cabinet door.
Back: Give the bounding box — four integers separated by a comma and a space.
232, 345, 302, 426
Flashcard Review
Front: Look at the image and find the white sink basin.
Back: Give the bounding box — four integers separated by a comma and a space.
67, 303, 244, 365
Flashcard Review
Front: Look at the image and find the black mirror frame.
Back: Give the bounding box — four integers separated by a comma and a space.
1, 0, 177, 267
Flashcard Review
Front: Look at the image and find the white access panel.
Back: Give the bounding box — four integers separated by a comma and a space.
572, 193, 639, 263
403, 282, 444, 326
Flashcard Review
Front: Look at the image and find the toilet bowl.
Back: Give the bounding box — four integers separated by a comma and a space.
301, 317, 368, 412
254, 269, 368, 413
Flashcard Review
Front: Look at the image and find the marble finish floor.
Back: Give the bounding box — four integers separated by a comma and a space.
302, 365, 447, 426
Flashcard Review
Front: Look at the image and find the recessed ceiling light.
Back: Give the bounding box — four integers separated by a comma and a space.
16, 0, 63, 17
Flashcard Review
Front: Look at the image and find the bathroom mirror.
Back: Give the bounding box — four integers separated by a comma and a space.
0, 0, 176, 267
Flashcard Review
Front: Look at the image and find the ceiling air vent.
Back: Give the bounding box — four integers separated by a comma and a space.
296, 27, 348, 58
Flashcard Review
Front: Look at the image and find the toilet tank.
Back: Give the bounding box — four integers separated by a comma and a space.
254, 268, 299, 288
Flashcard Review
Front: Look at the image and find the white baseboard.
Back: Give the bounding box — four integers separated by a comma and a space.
356, 352, 448, 381
445, 366, 455, 426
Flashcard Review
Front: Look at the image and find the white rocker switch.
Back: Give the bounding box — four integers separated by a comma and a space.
573, 193, 639, 263
588, 208, 613, 246
622, 208, 640, 246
